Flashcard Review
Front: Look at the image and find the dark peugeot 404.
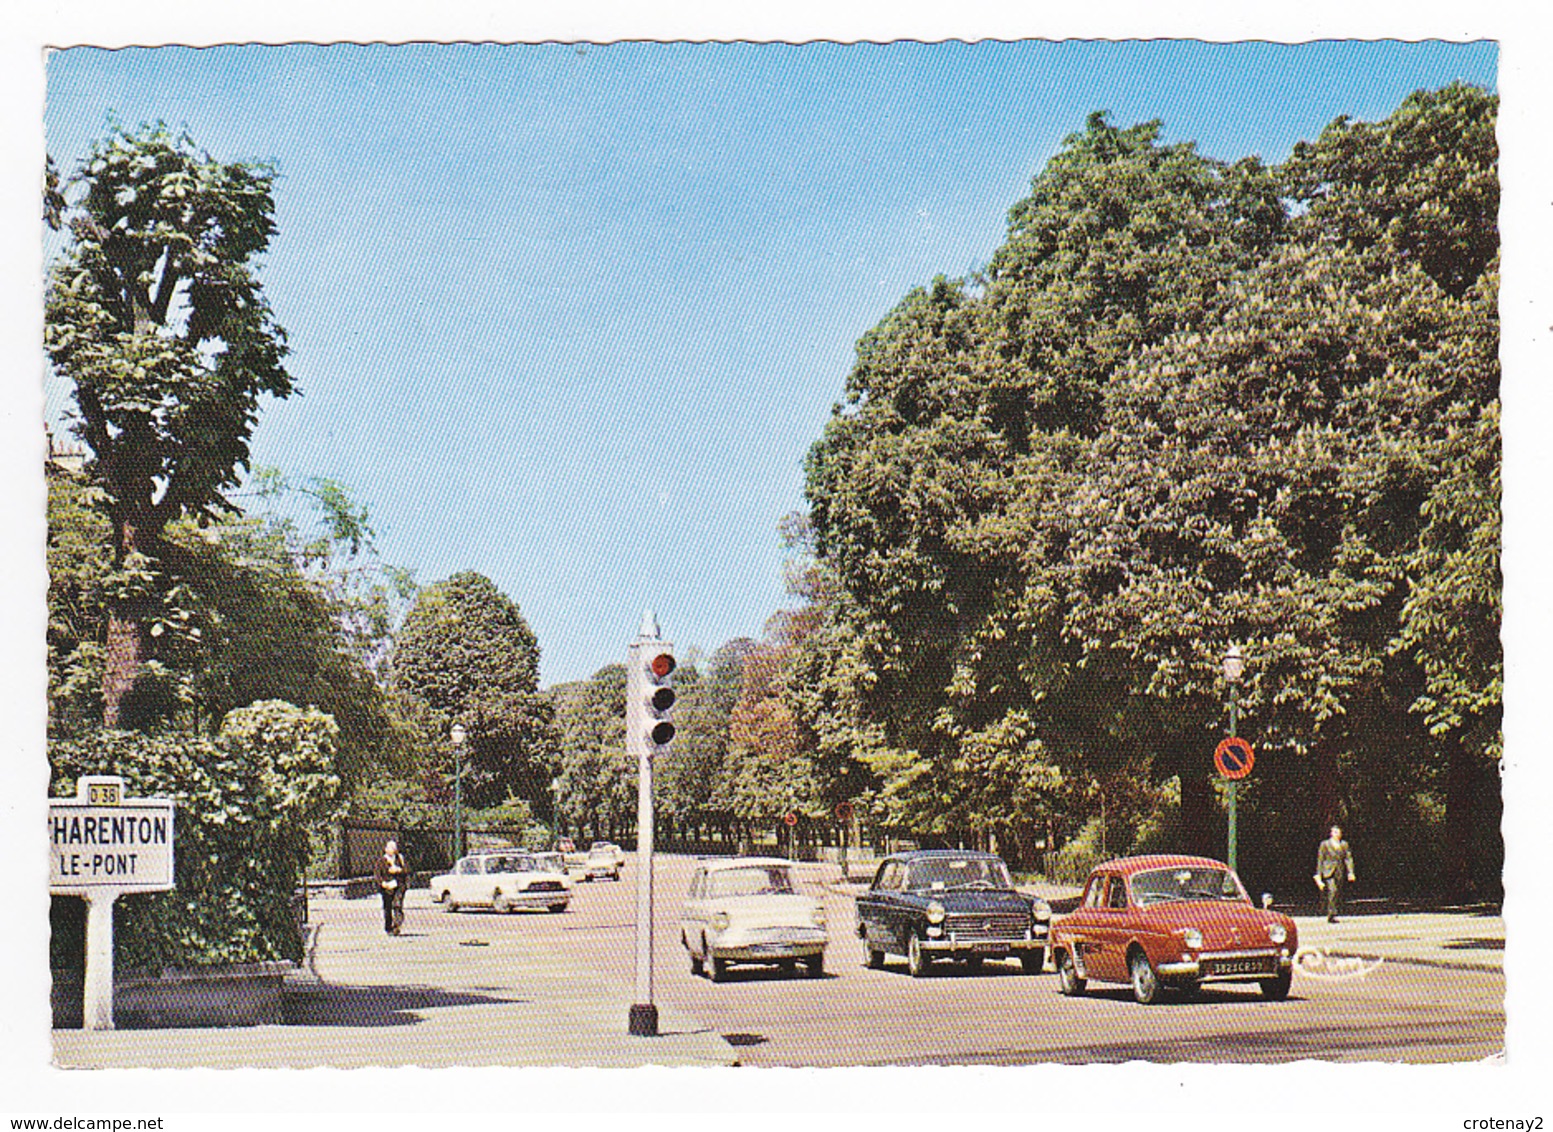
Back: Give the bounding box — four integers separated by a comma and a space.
854, 850, 1051, 977
1049, 854, 1298, 1004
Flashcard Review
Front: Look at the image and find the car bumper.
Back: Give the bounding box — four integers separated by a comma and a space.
1157, 948, 1292, 980
710, 928, 828, 961
509, 891, 570, 908
919, 936, 1048, 958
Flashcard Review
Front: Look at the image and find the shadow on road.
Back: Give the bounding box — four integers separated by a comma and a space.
283, 983, 529, 1027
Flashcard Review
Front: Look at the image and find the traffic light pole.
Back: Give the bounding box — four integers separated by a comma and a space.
630, 685, 657, 1037
627, 612, 674, 1038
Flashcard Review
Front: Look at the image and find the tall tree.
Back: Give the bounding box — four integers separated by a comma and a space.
390, 572, 558, 810
46, 125, 292, 727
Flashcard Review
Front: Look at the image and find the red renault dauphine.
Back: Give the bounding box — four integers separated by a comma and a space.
1049, 854, 1297, 1004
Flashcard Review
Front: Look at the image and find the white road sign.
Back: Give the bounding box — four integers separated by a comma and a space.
49, 776, 175, 894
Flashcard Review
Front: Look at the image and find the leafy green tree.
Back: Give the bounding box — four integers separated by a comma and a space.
391, 572, 558, 811
550, 665, 634, 841
803, 114, 1283, 859
51, 701, 340, 971
45, 124, 293, 728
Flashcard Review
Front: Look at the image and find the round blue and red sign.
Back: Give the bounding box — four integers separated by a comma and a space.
1214, 737, 1255, 780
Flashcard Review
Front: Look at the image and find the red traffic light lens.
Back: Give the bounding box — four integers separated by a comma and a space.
650, 686, 676, 712
650, 653, 676, 678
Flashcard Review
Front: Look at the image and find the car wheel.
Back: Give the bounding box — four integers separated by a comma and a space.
1057, 949, 1086, 996
710, 956, 729, 983
1259, 969, 1293, 1001
1021, 950, 1046, 975
442, 891, 458, 913
548, 903, 566, 913
689, 938, 705, 977
806, 953, 825, 978
907, 933, 932, 978
492, 890, 509, 913
963, 956, 984, 974
1129, 949, 1160, 1005
866, 947, 885, 969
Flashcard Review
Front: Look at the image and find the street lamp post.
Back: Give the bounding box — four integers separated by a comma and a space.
1222, 645, 1245, 873
450, 723, 467, 862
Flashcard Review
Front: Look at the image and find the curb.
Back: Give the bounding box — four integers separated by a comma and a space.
1307, 948, 1500, 974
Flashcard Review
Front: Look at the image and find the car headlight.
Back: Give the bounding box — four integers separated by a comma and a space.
926, 901, 946, 925
1267, 923, 1288, 944
1180, 927, 1204, 950
1031, 898, 1052, 922
710, 911, 730, 932
811, 903, 827, 927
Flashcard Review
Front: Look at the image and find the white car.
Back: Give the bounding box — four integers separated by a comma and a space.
680, 857, 827, 981
591, 841, 627, 868
429, 851, 572, 913
583, 844, 622, 881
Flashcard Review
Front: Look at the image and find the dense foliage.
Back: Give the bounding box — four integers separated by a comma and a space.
389, 572, 559, 812
789, 84, 1501, 898
45, 125, 293, 728
51, 702, 340, 971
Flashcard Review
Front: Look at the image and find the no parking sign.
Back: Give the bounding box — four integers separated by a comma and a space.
1214, 737, 1254, 780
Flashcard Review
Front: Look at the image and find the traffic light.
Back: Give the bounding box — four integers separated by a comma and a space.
642, 648, 676, 746
626, 612, 676, 758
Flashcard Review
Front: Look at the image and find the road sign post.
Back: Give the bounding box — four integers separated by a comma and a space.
626, 611, 675, 1038
49, 775, 175, 1031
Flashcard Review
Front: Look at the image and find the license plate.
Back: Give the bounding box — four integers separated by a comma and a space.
1211, 959, 1272, 976
969, 942, 1005, 954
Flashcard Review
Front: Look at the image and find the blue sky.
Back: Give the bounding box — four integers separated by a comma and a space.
43, 41, 1498, 686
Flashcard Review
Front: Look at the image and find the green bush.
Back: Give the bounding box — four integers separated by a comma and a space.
50, 701, 340, 972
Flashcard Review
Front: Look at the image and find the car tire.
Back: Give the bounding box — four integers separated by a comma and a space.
1129, 949, 1161, 1005
1021, 951, 1046, 975
1259, 969, 1293, 1001
690, 946, 704, 977
710, 956, 729, 983
866, 947, 885, 970
548, 903, 566, 913
907, 933, 932, 978
806, 954, 825, 978
1057, 949, 1086, 996
442, 892, 458, 913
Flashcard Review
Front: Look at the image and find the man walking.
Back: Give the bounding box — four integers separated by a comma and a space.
375, 838, 409, 935
1314, 825, 1357, 923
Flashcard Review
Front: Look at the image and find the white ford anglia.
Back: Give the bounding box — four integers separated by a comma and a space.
430, 851, 573, 913
679, 857, 827, 981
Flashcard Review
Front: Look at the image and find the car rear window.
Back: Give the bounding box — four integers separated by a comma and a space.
707, 866, 795, 898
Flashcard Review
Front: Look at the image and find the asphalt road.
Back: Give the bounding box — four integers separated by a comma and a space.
422, 852, 1505, 1065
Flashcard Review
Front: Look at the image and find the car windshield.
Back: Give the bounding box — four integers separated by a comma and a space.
903, 857, 1013, 891
534, 853, 564, 871
707, 865, 796, 898
492, 855, 538, 873
1130, 866, 1247, 906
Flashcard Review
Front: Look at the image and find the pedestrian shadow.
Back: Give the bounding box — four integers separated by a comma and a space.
283, 983, 529, 1027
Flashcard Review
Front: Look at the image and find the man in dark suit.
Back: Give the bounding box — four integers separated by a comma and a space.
374, 839, 409, 935
1314, 825, 1357, 922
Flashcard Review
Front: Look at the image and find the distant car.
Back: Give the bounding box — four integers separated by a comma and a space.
680, 857, 828, 981
583, 844, 622, 881
555, 838, 587, 871
590, 841, 627, 868
854, 850, 1050, 977
534, 850, 570, 876
1049, 854, 1297, 1004
429, 851, 572, 914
